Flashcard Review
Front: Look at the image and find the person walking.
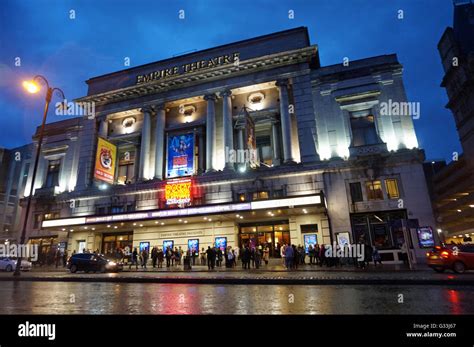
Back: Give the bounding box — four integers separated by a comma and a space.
206, 246, 216, 270
373, 246, 382, 266
200, 247, 206, 266
157, 248, 164, 268
216, 247, 223, 267
308, 245, 314, 265
165, 247, 172, 268
263, 245, 270, 265
141, 248, 149, 269
281, 244, 287, 268
242, 245, 251, 269
253, 247, 261, 269
151, 247, 158, 268
129, 247, 139, 270
284, 243, 294, 270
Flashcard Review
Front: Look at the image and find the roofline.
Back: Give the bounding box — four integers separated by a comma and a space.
85, 26, 309, 84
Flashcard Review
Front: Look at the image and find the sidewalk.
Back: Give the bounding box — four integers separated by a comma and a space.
2, 263, 473, 285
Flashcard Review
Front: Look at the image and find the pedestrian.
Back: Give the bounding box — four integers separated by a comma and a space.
253, 247, 261, 269
165, 247, 172, 267
373, 246, 382, 266
233, 246, 240, 266
141, 248, 149, 269
319, 244, 326, 267
242, 245, 251, 269
151, 246, 158, 268
364, 243, 373, 268
178, 246, 183, 265
129, 247, 138, 270
285, 243, 294, 270
157, 248, 164, 268
308, 245, 314, 265
200, 247, 206, 266
281, 243, 287, 268
263, 245, 270, 265
206, 246, 216, 270
62, 250, 68, 267
54, 249, 61, 268
225, 247, 234, 268
216, 247, 223, 267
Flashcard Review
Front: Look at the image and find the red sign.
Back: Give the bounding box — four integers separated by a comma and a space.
164, 179, 192, 205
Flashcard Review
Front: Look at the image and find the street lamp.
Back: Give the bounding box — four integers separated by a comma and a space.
14, 75, 65, 276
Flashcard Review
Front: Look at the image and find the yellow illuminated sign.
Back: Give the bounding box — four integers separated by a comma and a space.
94, 137, 117, 184
165, 179, 192, 205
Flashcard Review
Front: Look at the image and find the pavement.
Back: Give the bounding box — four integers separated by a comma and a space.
1, 261, 473, 285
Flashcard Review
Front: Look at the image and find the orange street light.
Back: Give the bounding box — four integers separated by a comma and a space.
22, 80, 40, 94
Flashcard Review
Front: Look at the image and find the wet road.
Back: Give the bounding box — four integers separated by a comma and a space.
0, 282, 472, 314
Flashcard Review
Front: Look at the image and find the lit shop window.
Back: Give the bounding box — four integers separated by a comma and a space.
44, 212, 60, 220
384, 178, 400, 199
44, 159, 60, 188
252, 191, 269, 201
238, 193, 246, 202
365, 181, 383, 201
117, 149, 136, 185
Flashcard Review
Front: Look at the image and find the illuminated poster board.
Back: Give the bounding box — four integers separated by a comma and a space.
215, 237, 227, 251
417, 226, 435, 248
163, 240, 174, 251
188, 239, 199, 254
166, 133, 194, 178
164, 179, 192, 205
139, 242, 150, 253
94, 137, 117, 184
303, 234, 317, 254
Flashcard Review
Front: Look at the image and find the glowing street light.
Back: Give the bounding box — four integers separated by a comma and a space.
14, 75, 65, 277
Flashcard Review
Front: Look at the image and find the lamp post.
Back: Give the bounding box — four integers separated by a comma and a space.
14, 75, 65, 276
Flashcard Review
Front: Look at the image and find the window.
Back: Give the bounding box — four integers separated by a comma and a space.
252, 191, 269, 200
349, 182, 363, 203
350, 111, 379, 147
44, 212, 60, 220
272, 189, 284, 198
237, 193, 246, 202
33, 214, 42, 229
256, 134, 272, 166
385, 178, 400, 199
117, 149, 136, 185
366, 181, 383, 200
45, 160, 60, 188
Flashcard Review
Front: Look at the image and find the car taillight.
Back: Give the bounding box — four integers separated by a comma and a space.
441, 251, 450, 259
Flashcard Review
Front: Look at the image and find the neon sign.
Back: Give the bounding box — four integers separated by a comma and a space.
165, 179, 192, 205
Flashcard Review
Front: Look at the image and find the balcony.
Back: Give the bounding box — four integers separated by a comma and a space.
349, 142, 388, 157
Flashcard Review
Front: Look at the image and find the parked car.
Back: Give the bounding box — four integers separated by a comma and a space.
0, 257, 32, 272
426, 244, 474, 273
67, 253, 123, 273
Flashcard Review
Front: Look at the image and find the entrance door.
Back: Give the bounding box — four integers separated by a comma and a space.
78, 241, 86, 253
239, 221, 290, 257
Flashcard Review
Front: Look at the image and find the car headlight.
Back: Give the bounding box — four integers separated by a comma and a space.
107, 262, 116, 267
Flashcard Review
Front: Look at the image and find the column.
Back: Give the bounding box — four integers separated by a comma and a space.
271, 119, 281, 166
154, 104, 166, 180
204, 94, 217, 172
276, 79, 295, 163
221, 90, 235, 171
98, 118, 108, 138
139, 107, 152, 180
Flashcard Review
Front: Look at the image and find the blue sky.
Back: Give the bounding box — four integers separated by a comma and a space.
0, 0, 461, 161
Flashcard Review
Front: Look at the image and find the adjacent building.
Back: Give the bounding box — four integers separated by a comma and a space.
433, 2, 474, 243
18, 27, 436, 264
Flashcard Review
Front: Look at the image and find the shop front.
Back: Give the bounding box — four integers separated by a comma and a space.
239, 221, 290, 257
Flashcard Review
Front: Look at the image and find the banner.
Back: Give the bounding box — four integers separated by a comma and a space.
166, 133, 195, 178
94, 137, 117, 184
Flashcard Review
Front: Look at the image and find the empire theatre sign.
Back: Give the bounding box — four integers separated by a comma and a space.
135, 52, 240, 84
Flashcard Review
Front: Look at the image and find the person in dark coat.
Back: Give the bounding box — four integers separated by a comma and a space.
206, 246, 216, 270
129, 247, 138, 270
151, 247, 158, 268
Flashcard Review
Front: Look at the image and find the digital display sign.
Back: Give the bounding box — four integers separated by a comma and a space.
417, 226, 435, 248
163, 240, 174, 251
167, 133, 194, 178
215, 237, 227, 251
139, 242, 150, 253
303, 234, 317, 254
188, 239, 199, 254
165, 179, 192, 205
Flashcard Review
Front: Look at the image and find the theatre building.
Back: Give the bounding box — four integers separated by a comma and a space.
22, 27, 436, 264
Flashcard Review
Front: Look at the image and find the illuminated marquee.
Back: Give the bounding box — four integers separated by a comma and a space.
165, 179, 192, 205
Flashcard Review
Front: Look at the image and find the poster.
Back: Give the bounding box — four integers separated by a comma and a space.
166, 133, 194, 178
139, 242, 150, 253
94, 137, 117, 184
336, 232, 350, 247
215, 237, 227, 251
163, 240, 174, 251
188, 239, 199, 254
417, 226, 435, 248
303, 234, 317, 254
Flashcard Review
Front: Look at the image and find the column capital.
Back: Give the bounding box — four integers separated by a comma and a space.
154, 103, 166, 111
140, 106, 154, 114
204, 93, 217, 101
219, 89, 232, 98
276, 79, 290, 88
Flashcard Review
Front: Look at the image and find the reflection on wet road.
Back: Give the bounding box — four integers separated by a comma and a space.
1, 282, 472, 314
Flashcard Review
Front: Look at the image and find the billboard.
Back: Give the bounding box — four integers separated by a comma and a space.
303, 234, 317, 254
139, 242, 150, 253
188, 239, 199, 254
94, 137, 117, 184
215, 237, 227, 251
417, 226, 435, 248
163, 240, 174, 251
166, 133, 194, 178
164, 179, 192, 205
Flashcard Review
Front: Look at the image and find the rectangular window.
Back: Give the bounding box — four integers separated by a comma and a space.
385, 178, 400, 199
45, 160, 60, 188
117, 149, 136, 185
350, 111, 379, 147
33, 214, 42, 229
349, 182, 363, 203
366, 181, 383, 200
252, 191, 269, 201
